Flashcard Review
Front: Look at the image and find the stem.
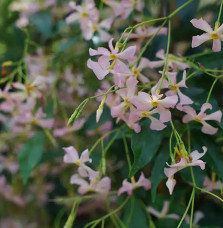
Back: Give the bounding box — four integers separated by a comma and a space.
89, 124, 125, 156
132, 19, 167, 67
168, 0, 194, 19
158, 19, 171, 90
84, 197, 130, 228
190, 190, 195, 228
194, 186, 223, 203
123, 134, 132, 171
217, 0, 223, 22
206, 77, 218, 103
177, 188, 195, 228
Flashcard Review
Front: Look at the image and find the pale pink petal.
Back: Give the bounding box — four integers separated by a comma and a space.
166, 177, 176, 195
177, 71, 187, 88
98, 29, 111, 42
111, 102, 125, 118
148, 60, 165, 68
87, 59, 109, 80
137, 57, 151, 70
204, 110, 222, 122
118, 180, 133, 196
159, 108, 171, 122
190, 18, 213, 33
156, 49, 165, 59
190, 160, 206, 170
66, 13, 80, 24
63, 146, 79, 163
89, 47, 110, 56
200, 103, 212, 114
190, 146, 207, 161
201, 121, 218, 135
96, 177, 111, 193
149, 116, 166, 131
192, 33, 210, 48
113, 59, 131, 74
98, 55, 110, 69
212, 39, 221, 52
117, 46, 136, 61
178, 90, 193, 106
80, 149, 92, 163
159, 95, 178, 108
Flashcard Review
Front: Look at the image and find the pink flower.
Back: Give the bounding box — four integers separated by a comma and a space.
130, 85, 178, 123
164, 146, 207, 195
66, 0, 99, 26
121, 0, 144, 19
129, 26, 168, 40
70, 174, 111, 194
82, 16, 114, 42
63, 146, 91, 166
147, 201, 180, 220
191, 18, 223, 52
182, 103, 222, 135
87, 38, 136, 80
128, 107, 166, 131
161, 71, 193, 109
53, 118, 85, 137
63, 146, 99, 179
148, 49, 189, 71
110, 77, 141, 132
203, 176, 223, 192
118, 172, 151, 195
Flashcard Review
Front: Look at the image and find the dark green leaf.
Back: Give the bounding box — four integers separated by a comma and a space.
122, 196, 149, 228
192, 131, 223, 179
18, 132, 46, 184
151, 145, 169, 202
130, 119, 163, 177
30, 11, 52, 37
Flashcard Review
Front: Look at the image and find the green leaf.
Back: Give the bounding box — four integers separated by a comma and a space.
30, 11, 52, 37
18, 132, 46, 184
122, 196, 149, 228
58, 37, 79, 53
130, 119, 163, 177
151, 145, 169, 202
192, 131, 223, 179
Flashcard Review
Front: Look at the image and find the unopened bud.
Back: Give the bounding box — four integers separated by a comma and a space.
96, 108, 103, 123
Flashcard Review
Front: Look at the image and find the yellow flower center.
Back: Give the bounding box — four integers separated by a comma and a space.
151, 100, 159, 107
170, 84, 178, 92
81, 12, 88, 18
210, 32, 220, 39
132, 68, 140, 77
142, 111, 150, 117
75, 160, 82, 167
92, 25, 98, 32
194, 116, 202, 123
109, 54, 117, 60
124, 98, 131, 106
25, 83, 35, 94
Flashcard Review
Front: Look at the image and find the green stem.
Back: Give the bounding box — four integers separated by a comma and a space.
206, 77, 218, 103
177, 188, 195, 228
84, 197, 130, 228
132, 19, 167, 67
158, 19, 171, 90
217, 0, 223, 22
194, 186, 223, 203
190, 189, 195, 228
123, 134, 132, 171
